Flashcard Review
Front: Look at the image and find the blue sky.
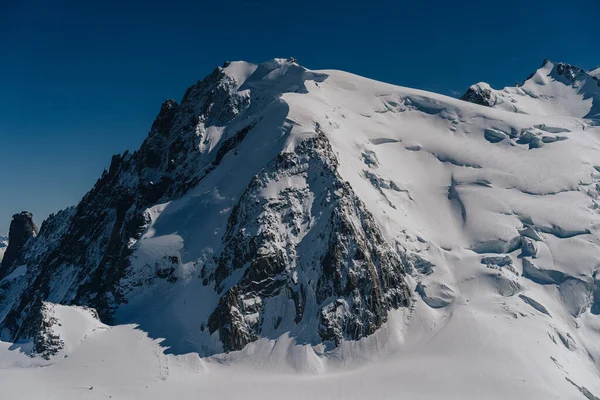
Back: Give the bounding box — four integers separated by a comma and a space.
1, 0, 598, 234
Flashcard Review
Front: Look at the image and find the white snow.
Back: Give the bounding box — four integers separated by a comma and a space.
2, 58, 600, 399
472, 61, 600, 118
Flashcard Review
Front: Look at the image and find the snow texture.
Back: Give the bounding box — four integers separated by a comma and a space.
2, 58, 600, 399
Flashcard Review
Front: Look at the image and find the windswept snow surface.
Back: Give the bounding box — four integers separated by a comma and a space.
465, 60, 600, 118
2, 59, 600, 399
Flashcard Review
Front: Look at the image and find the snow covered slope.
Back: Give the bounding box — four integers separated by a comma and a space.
1, 58, 600, 399
461, 60, 600, 118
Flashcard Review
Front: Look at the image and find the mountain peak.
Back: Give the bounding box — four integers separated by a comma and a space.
460, 59, 600, 118
2, 58, 600, 398
0, 211, 38, 278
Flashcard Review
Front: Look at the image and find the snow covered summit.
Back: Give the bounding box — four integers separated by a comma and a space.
461, 60, 600, 118
1, 58, 600, 399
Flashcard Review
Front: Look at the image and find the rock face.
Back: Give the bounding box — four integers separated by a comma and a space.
0, 63, 252, 342
206, 134, 409, 351
0, 212, 38, 278
460, 83, 496, 107
0, 59, 410, 355
2, 57, 600, 366
554, 61, 587, 82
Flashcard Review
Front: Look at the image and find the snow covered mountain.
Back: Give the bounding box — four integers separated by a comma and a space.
1, 58, 600, 399
461, 60, 600, 118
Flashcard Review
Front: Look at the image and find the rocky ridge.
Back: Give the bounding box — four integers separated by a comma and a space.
0, 58, 411, 355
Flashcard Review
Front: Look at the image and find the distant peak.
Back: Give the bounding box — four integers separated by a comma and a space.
0, 211, 38, 278
460, 58, 600, 117
553, 62, 586, 82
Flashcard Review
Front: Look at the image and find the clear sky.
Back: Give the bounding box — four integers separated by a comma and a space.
1, 0, 598, 234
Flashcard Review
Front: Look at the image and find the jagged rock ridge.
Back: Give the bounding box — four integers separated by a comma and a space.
0, 58, 410, 355
0, 212, 38, 278
206, 133, 409, 351
2, 56, 600, 399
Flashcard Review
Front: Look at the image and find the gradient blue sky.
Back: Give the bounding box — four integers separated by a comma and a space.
1, 0, 598, 234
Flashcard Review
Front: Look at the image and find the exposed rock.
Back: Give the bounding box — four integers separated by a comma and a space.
0, 63, 253, 343
207, 133, 410, 351
554, 62, 587, 83
28, 301, 64, 360
0, 212, 38, 279
460, 83, 495, 107
361, 150, 379, 168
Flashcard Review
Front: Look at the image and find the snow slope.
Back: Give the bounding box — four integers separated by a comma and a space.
462, 60, 600, 118
2, 58, 600, 399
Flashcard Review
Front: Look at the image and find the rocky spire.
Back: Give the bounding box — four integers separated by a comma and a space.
0, 211, 38, 278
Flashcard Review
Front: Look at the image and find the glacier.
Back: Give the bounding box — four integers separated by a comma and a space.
1, 58, 600, 399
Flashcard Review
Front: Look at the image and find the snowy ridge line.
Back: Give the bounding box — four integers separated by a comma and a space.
0, 57, 600, 399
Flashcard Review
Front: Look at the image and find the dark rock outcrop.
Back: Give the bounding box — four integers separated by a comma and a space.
461, 60, 600, 111
460, 84, 495, 107
0, 60, 411, 356
553, 62, 587, 83
207, 133, 410, 352
0, 212, 38, 278
0, 64, 251, 342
